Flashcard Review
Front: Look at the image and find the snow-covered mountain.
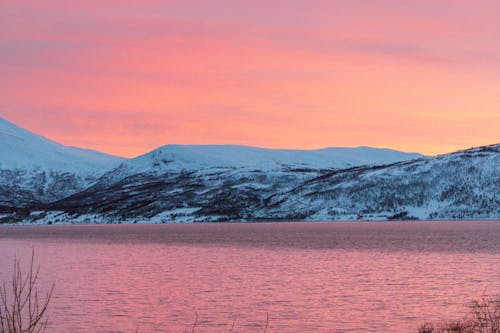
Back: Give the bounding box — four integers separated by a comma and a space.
96, 144, 423, 187
261, 144, 500, 221
14, 144, 416, 221
0, 117, 124, 207
0, 117, 422, 213
11, 144, 496, 224
1, 116, 498, 224
121, 144, 422, 171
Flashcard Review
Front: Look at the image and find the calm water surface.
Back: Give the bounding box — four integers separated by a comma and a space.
0, 221, 499, 333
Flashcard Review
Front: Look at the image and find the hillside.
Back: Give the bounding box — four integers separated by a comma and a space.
11, 145, 498, 224
0, 117, 124, 207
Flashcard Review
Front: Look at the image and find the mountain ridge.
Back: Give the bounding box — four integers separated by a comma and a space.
0, 117, 124, 173
94, 143, 423, 189
0, 117, 498, 224
0, 117, 125, 206
1, 143, 495, 224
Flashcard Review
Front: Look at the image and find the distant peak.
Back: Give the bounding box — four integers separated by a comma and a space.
0, 116, 124, 174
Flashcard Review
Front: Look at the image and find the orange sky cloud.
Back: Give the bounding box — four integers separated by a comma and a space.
1, 0, 499, 157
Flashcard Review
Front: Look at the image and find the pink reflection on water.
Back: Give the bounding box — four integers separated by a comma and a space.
0, 221, 499, 332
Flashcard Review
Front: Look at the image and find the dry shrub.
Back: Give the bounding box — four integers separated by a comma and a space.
418, 295, 499, 333
0, 251, 54, 333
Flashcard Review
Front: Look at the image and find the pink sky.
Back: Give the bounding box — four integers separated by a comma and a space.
1, 0, 499, 157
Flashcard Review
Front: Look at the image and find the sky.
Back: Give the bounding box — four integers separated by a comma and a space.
1, 0, 499, 158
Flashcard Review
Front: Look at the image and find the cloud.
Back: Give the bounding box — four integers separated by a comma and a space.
1, 0, 499, 156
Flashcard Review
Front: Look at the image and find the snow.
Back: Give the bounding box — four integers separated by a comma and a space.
0, 116, 423, 189
2, 115, 497, 225
105, 144, 423, 184
0, 117, 124, 175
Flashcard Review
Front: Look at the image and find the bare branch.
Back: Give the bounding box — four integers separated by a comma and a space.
0, 250, 54, 333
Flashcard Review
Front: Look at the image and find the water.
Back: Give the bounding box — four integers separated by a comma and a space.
0, 221, 498, 333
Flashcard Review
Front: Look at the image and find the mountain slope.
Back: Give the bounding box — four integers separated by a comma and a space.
33, 144, 498, 224
0, 117, 124, 207
95, 144, 422, 187
37, 146, 416, 222
261, 144, 500, 221
3, 116, 497, 224
123, 144, 422, 172
0, 117, 123, 173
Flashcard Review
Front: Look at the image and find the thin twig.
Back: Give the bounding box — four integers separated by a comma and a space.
0, 250, 54, 333
227, 319, 235, 333
191, 312, 198, 333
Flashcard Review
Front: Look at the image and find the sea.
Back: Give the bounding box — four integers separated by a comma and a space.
0, 221, 498, 332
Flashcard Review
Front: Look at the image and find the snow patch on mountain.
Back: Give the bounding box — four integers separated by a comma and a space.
0, 117, 124, 206
98, 144, 423, 187
0, 117, 124, 174
128, 144, 422, 171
